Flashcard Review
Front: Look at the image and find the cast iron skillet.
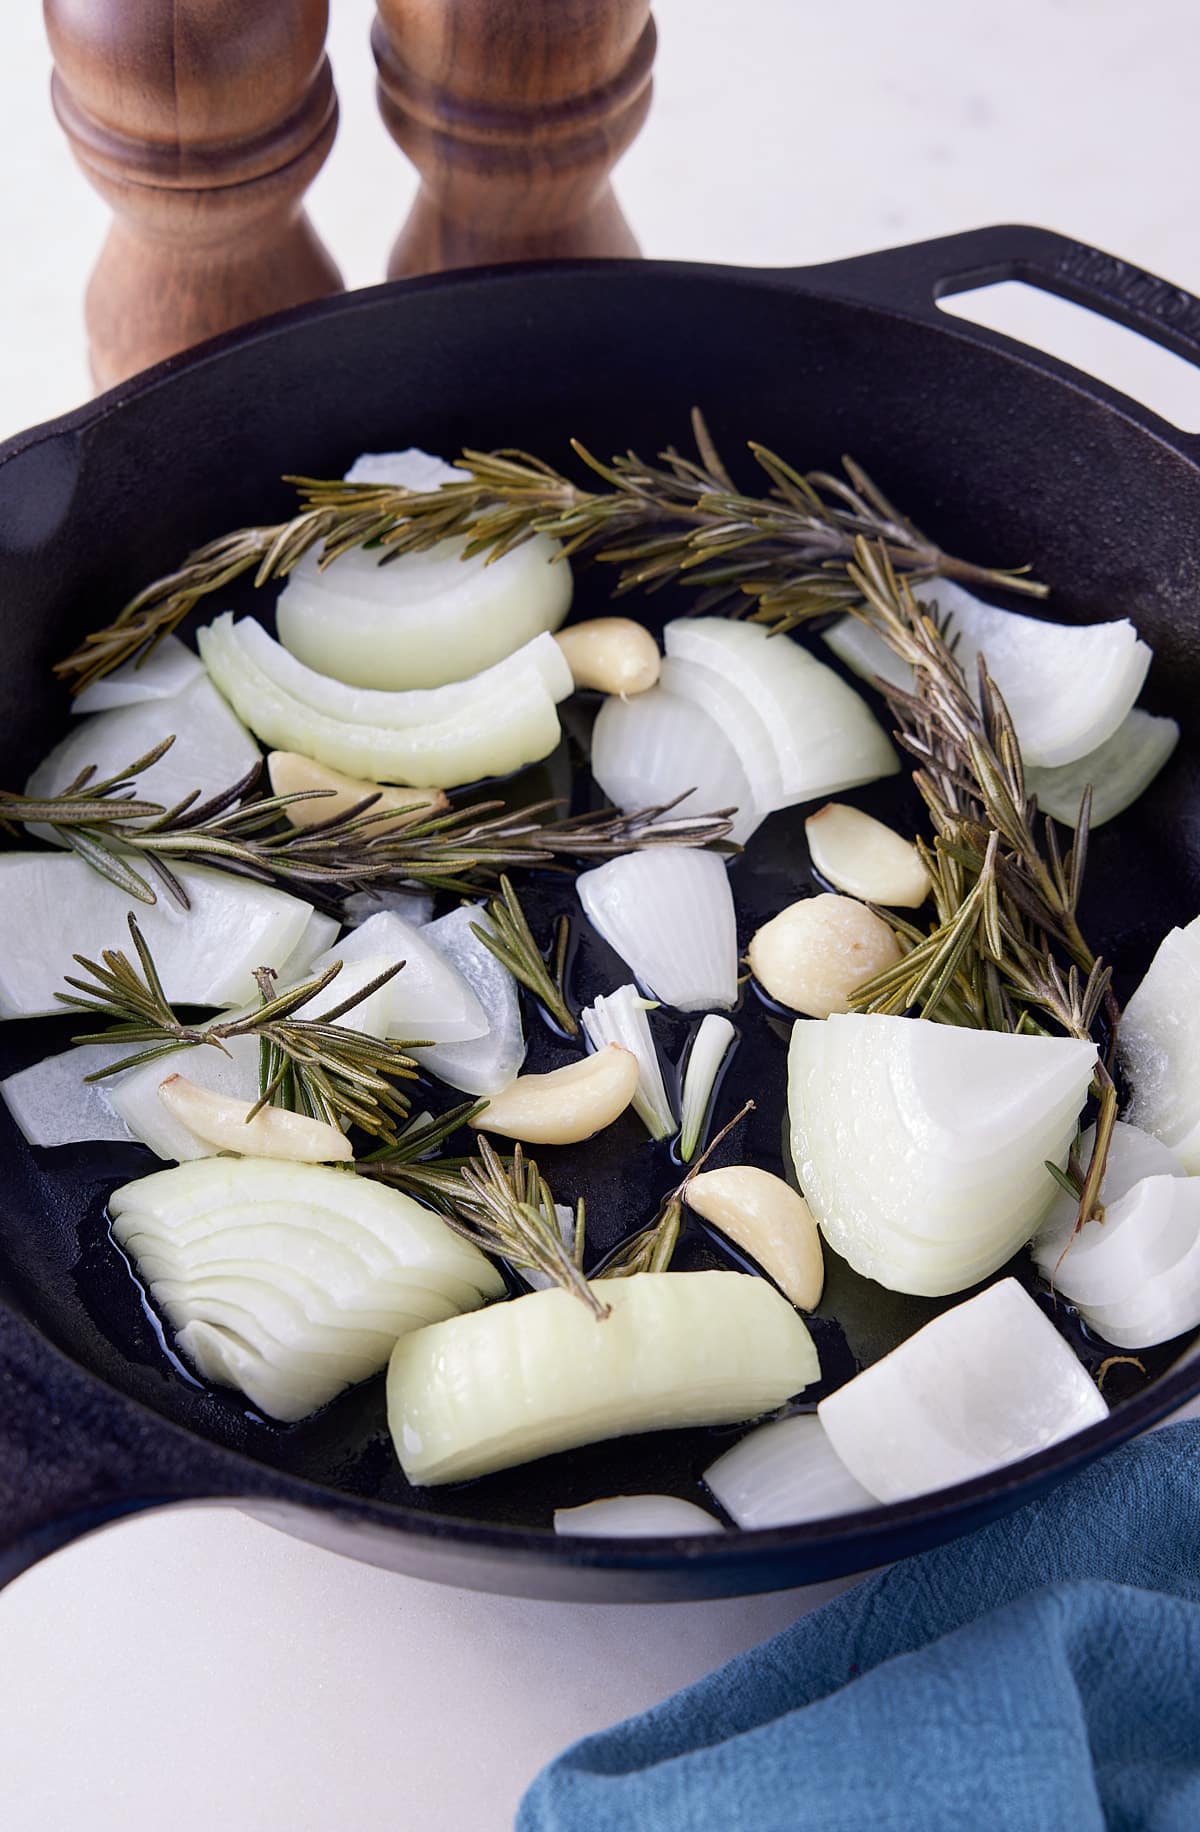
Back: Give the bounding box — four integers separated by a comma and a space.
2, 224, 1200, 1603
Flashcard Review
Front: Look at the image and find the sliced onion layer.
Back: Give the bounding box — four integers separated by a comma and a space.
824, 581, 1150, 768
72, 635, 205, 715
276, 447, 571, 690
110, 1157, 504, 1421
198, 615, 571, 788
387, 1270, 820, 1485
1033, 1119, 1188, 1299
704, 1413, 877, 1529
817, 1278, 1108, 1502
342, 889, 435, 931
1118, 918, 1200, 1169
678, 1014, 736, 1160
311, 911, 488, 1045
1079, 1177, 1200, 1348
580, 985, 675, 1140
1, 1042, 135, 1147
788, 1014, 1096, 1295
576, 850, 738, 1012
411, 903, 526, 1095
590, 684, 762, 847
27, 674, 261, 818
664, 617, 898, 808
554, 1495, 723, 1537
1026, 709, 1179, 828
0, 857, 315, 1018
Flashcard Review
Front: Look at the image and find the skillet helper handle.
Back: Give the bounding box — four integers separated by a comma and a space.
794, 223, 1200, 372
0, 1305, 239, 1589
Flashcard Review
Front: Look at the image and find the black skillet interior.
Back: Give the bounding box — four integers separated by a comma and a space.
2, 224, 1200, 1597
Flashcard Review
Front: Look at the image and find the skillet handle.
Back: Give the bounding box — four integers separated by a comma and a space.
791, 223, 1200, 375
0, 1304, 255, 1588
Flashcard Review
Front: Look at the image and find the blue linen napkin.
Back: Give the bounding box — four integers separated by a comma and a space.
519, 1421, 1200, 1831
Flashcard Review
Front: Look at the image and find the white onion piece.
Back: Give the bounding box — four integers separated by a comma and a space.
276, 498, 570, 690
344, 448, 464, 489
1080, 1183, 1200, 1348
72, 635, 204, 714
311, 911, 487, 1045
109, 1157, 504, 1421
824, 581, 1150, 768
664, 617, 898, 806
278, 909, 341, 979
388, 1270, 820, 1485
1, 1042, 134, 1147
580, 984, 675, 1140
679, 1013, 735, 1159
0, 857, 314, 1017
27, 674, 261, 818
342, 889, 435, 931
576, 850, 738, 1012
658, 656, 782, 814
108, 955, 396, 1160
788, 1014, 1096, 1295
704, 1413, 877, 1529
1033, 1120, 1188, 1297
818, 1278, 1108, 1502
590, 685, 762, 847
554, 1496, 723, 1537
1040, 1172, 1200, 1323
410, 904, 525, 1095
1026, 709, 1179, 828
198, 614, 570, 788
1118, 917, 1200, 1169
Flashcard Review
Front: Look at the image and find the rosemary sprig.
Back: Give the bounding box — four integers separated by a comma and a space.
57, 912, 420, 1141
472, 876, 576, 1036
367, 1132, 606, 1318
598, 1100, 756, 1279
54, 413, 1045, 691
7, 744, 735, 909
842, 543, 1118, 1236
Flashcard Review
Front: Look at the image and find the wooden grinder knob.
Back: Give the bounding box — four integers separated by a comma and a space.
45, 0, 344, 390
373, 0, 656, 277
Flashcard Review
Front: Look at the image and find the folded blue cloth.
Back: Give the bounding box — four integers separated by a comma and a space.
519, 1421, 1200, 1831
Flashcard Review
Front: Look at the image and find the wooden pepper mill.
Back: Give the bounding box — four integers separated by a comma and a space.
373, 0, 656, 277
44, 0, 343, 390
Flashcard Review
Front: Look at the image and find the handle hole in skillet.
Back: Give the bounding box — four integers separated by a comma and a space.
938, 279, 1200, 433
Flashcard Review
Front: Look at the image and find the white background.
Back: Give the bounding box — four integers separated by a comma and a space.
1, 2, 1198, 1828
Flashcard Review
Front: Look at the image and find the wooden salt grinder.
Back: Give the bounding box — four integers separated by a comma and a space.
372, 0, 656, 277
44, 0, 343, 391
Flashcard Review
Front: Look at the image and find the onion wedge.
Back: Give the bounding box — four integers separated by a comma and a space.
387, 1270, 820, 1485
704, 1413, 876, 1529
576, 850, 738, 1012
817, 1278, 1108, 1502
110, 1157, 504, 1422
554, 1496, 723, 1537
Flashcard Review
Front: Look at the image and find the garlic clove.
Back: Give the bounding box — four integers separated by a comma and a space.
684, 1164, 824, 1309
157, 1074, 354, 1162
555, 618, 661, 697
266, 751, 448, 832
805, 803, 931, 908
748, 893, 901, 1018
469, 1043, 639, 1144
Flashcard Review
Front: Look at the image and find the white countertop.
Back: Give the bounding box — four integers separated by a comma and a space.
1, 3, 1199, 1828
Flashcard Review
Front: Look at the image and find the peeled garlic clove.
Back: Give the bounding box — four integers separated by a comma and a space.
555, 618, 661, 696
157, 1074, 353, 1162
748, 893, 901, 1018
267, 752, 447, 832
469, 1043, 639, 1144
805, 803, 930, 908
684, 1164, 824, 1309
